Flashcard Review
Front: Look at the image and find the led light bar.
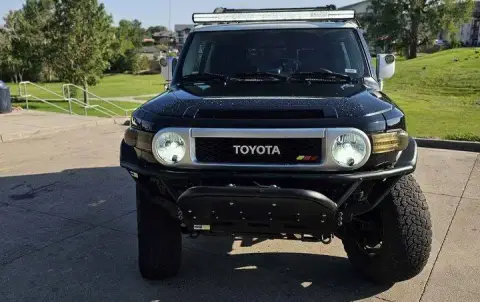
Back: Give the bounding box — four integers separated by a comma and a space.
192, 10, 356, 24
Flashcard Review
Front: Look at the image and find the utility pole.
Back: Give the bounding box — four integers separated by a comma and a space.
168, 0, 172, 32
167, 0, 174, 86
168, 0, 174, 52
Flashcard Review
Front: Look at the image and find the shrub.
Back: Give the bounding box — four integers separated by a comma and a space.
156, 44, 169, 52
131, 54, 151, 74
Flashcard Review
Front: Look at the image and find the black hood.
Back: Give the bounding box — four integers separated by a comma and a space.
141, 83, 393, 119
133, 83, 405, 134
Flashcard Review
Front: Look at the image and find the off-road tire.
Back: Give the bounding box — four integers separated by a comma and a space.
342, 175, 432, 284
136, 184, 182, 280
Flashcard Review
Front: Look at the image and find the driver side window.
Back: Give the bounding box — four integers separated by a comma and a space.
182, 38, 214, 75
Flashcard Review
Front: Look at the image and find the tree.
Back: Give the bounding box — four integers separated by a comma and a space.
0, 1, 55, 82
118, 19, 145, 49
366, 0, 474, 59
0, 28, 13, 81
441, 0, 475, 47
1, 10, 28, 82
146, 25, 167, 37
21, 0, 55, 81
130, 54, 151, 75
109, 19, 145, 73
49, 0, 114, 104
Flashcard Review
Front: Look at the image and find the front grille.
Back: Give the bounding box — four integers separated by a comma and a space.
194, 137, 322, 164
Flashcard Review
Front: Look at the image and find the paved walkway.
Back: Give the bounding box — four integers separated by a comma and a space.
0, 124, 479, 301
0, 110, 128, 142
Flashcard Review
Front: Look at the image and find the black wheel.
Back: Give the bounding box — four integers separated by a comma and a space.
342, 175, 432, 284
136, 184, 182, 280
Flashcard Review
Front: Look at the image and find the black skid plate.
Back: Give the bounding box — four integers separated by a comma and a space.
177, 186, 338, 236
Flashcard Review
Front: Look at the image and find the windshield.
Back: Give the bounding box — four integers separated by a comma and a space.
177, 28, 369, 97
181, 28, 367, 77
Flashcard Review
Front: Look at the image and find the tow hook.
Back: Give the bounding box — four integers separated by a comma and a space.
321, 234, 333, 244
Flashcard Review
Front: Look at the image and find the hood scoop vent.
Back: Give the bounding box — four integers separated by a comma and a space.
195, 109, 324, 119
191, 107, 338, 119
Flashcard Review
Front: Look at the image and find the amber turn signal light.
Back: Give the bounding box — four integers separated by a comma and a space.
124, 128, 138, 147
371, 130, 409, 154
124, 128, 154, 151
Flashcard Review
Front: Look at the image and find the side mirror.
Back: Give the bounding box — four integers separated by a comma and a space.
164, 58, 178, 90
377, 54, 396, 80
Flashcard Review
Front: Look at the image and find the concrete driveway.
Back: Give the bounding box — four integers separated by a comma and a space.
0, 124, 479, 302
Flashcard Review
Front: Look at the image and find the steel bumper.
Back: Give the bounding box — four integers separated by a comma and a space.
178, 186, 338, 236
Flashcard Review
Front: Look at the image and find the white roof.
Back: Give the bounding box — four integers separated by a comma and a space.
193, 21, 358, 32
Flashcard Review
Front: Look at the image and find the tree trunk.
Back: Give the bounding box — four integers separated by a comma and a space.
408, 10, 421, 59
83, 82, 89, 106
409, 39, 418, 59
48, 67, 53, 82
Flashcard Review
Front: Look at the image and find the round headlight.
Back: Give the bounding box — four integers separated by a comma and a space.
152, 132, 186, 164
331, 133, 368, 168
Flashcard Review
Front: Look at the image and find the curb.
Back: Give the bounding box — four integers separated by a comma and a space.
415, 138, 480, 153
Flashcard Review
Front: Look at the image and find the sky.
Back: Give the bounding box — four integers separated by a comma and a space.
1, 0, 358, 28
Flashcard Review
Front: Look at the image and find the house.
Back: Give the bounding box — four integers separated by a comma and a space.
174, 24, 194, 47
142, 38, 155, 45
339, 0, 370, 16
152, 30, 173, 45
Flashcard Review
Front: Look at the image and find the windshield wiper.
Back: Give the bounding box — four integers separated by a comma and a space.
288, 70, 353, 83
231, 71, 288, 82
181, 72, 228, 83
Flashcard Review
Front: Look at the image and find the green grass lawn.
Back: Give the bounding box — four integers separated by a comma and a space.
12, 99, 140, 118
6, 74, 166, 99
383, 48, 480, 141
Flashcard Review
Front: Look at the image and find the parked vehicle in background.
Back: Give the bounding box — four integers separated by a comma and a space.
434, 39, 449, 46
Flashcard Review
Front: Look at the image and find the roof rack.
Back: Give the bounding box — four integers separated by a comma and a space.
192, 6, 357, 25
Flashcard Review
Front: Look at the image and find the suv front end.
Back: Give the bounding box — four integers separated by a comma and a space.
120, 6, 432, 285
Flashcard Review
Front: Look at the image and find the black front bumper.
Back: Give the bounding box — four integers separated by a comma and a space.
178, 186, 338, 238
121, 137, 417, 236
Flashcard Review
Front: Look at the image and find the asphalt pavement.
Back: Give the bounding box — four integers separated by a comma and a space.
0, 123, 479, 302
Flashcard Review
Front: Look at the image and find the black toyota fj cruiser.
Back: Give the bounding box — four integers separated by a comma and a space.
120, 6, 432, 284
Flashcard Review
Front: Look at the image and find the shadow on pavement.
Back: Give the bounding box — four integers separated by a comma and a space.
0, 167, 392, 301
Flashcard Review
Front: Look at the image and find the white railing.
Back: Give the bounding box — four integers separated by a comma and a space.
62, 84, 134, 117
18, 81, 77, 115
17, 81, 138, 118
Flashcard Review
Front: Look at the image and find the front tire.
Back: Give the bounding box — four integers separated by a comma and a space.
342, 175, 432, 284
136, 184, 182, 280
